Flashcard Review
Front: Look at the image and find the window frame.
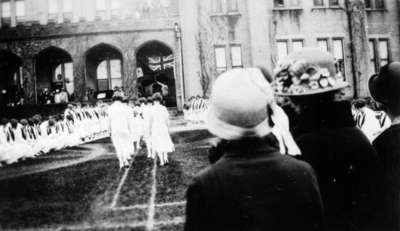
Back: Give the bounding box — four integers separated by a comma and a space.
230, 44, 243, 68
276, 40, 289, 62
214, 45, 228, 73
15, 0, 25, 22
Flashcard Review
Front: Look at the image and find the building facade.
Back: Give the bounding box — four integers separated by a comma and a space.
0, 0, 398, 109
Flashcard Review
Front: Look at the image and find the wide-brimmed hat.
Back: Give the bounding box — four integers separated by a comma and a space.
207, 68, 274, 140
272, 47, 349, 96
369, 61, 400, 105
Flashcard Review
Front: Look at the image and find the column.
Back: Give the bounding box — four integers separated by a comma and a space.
122, 48, 137, 99
346, 0, 371, 98
10, 0, 16, 27
21, 56, 36, 104
72, 55, 86, 101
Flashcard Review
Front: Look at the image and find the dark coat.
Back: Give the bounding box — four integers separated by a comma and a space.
185, 135, 324, 231
296, 101, 382, 231
373, 124, 400, 231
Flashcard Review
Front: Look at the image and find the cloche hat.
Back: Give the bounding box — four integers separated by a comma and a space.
369, 61, 400, 105
272, 47, 349, 96
207, 68, 274, 140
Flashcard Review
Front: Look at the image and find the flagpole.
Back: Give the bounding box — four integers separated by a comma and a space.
175, 22, 185, 111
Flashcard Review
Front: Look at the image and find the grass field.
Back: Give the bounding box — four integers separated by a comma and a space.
0, 129, 211, 231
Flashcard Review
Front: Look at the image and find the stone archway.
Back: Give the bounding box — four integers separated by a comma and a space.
85, 43, 124, 97
35, 46, 73, 103
136, 41, 177, 107
0, 50, 23, 106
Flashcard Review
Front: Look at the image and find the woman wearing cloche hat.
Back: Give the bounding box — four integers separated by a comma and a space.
273, 47, 382, 231
185, 68, 324, 231
369, 61, 400, 231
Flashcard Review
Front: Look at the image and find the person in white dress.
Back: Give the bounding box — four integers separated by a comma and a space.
149, 93, 174, 166
108, 92, 134, 169
142, 97, 154, 159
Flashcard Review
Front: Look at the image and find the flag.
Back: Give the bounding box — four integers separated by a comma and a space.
147, 55, 175, 71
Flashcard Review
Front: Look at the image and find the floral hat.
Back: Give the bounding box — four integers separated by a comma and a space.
272, 47, 349, 96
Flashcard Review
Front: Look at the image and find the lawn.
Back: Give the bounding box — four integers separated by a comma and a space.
0, 129, 212, 231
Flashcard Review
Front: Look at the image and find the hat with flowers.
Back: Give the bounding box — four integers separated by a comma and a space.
272, 47, 349, 96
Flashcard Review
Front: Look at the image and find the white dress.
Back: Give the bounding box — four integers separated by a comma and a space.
150, 103, 175, 153
108, 101, 135, 160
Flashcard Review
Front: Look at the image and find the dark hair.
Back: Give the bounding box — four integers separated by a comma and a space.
0, 118, 8, 125
28, 118, 35, 126
147, 96, 153, 104
353, 99, 367, 109
20, 119, 28, 126
152, 93, 163, 103
10, 119, 18, 129
112, 96, 123, 102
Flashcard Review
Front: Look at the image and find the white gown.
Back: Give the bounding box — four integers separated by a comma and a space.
150, 103, 174, 153
108, 101, 135, 165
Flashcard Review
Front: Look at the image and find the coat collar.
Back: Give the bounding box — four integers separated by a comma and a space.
221, 134, 281, 157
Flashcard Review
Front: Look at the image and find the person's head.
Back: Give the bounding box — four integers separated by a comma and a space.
112, 91, 124, 102
10, 119, 18, 129
48, 118, 55, 126
353, 98, 367, 110
66, 114, 74, 122
147, 97, 153, 105
139, 97, 146, 106
20, 119, 28, 126
272, 47, 350, 113
369, 62, 400, 117
207, 68, 275, 141
0, 118, 8, 126
152, 93, 163, 104
28, 118, 34, 126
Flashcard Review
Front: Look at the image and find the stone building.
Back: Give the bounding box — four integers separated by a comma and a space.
0, 0, 398, 110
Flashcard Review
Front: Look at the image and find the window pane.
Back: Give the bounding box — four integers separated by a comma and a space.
212, 0, 222, 12
329, 0, 339, 6
378, 40, 389, 60
1, 1, 11, 17
98, 80, 108, 91
288, 0, 300, 6
332, 39, 344, 59
231, 45, 242, 67
317, 39, 329, 52
110, 59, 122, 79
16, 0, 25, 17
277, 41, 288, 61
49, 0, 58, 14
369, 40, 375, 59
314, 0, 324, 6
274, 0, 285, 7
96, 0, 106, 10
375, 0, 384, 8
97, 61, 108, 80
365, 0, 372, 8
111, 79, 122, 89
292, 40, 303, 52
111, 0, 121, 10
227, 0, 238, 11
215, 47, 227, 69
63, 0, 72, 13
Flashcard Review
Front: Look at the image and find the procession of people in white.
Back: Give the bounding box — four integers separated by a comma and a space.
0, 92, 176, 169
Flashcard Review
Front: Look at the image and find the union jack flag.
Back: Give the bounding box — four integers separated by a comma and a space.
148, 54, 174, 71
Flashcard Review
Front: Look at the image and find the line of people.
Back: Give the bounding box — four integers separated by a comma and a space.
185, 47, 400, 231
108, 92, 175, 169
0, 102, 109, 167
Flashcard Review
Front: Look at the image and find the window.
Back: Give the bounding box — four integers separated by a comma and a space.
48, 0, 58, 21
64, 62, 74, 95
275, 0, 300, 7
111, 0, 121, 16
317, 39, 329, 52
314, 0, 324, 6
227, 0, 238, 12
15, 0, 25, 20
1, 1, 11, 18
332, 39, 345, 79
230, 45, 242, 68
292, 40, 304, 52
369, 40, 377, 73
365, 0, 385, 9
329, 0, 339, 6
96, 59, 122, 91
378, 40, 389, 67
215, 47, 227, 73
63, 0, 72, 13
365, 0, 372, 8
369, 39, 390, 73
276, 40, 288, 61
96, 0, 106, 19
212, 0, 223, 13
110, 59, 122, 89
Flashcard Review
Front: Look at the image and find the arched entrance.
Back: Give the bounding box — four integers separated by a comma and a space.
136, 41, 177, 107
35, 47, 73, 103
0, 50, 23, 106
85, 44, 123, 95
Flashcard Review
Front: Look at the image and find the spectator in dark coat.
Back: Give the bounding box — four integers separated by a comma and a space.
185, 68, 325, 231
369, 62, 400, 231
273, 47, 382, 231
